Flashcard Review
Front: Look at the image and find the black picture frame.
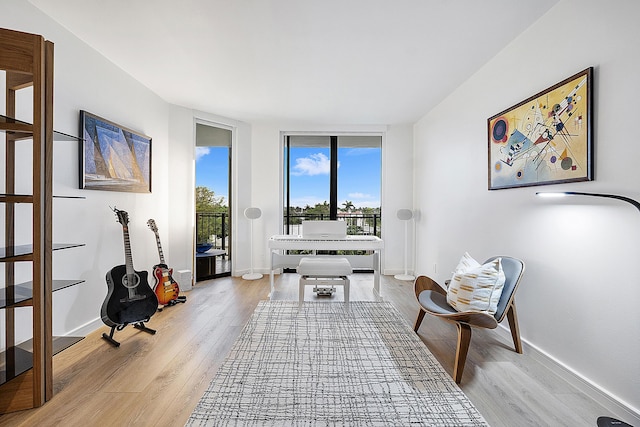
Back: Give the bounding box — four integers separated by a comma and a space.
487, 67, 593, 190
80, 110, 152, 193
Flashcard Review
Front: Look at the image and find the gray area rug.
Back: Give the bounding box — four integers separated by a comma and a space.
186, 301, 488, 426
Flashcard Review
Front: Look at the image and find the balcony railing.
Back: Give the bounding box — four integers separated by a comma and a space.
283, 213, 381, 237
196, 211, 381, 254
196, 212, 228, 252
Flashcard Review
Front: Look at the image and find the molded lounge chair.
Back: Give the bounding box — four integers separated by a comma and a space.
413, 256, 525, 383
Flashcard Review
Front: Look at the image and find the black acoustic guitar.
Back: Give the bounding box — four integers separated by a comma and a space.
101, 208, 158, 329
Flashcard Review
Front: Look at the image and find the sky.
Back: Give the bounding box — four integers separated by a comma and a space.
195, 146, 229, 204
196, 146, 381, 209
289, 146, 381, 209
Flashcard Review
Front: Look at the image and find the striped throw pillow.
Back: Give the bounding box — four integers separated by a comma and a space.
447, 253, 505, 314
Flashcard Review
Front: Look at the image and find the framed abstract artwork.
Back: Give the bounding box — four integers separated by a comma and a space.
488, 67, 593, 190
80, 110, 152, 193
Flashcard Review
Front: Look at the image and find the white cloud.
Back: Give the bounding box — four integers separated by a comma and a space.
291, 153, 331, 176
348, 192, 372, 199
195, 146, 210, 161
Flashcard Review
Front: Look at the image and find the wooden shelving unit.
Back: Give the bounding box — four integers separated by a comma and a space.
1, 27, 85, 414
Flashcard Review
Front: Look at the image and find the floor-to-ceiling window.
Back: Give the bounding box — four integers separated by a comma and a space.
283, 134, 382, 237
195, 123, 232, 280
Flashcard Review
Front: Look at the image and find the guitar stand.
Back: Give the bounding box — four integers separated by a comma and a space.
157, 295, 187, 311
102, 321, 156, 347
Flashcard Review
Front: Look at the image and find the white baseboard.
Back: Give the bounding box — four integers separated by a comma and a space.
496, 324, 640, 426
65, 317, 103, 337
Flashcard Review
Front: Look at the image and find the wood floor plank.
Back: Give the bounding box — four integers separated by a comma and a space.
0, 273, 629, 426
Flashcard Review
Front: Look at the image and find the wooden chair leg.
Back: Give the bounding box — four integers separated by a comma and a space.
414, 310, 426, 332
506, 303, 523, 354
453, 323, 472, 383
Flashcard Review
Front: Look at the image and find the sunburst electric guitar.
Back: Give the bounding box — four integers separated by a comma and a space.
147, 219, 186, 306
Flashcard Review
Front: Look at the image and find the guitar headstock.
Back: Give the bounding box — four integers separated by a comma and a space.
112, 207, 129, 226
147, 219, 158, 232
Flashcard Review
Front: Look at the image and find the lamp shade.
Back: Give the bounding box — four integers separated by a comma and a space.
397, 208, 413, 221
536, 191, 640, 212
244, 207, 262, 219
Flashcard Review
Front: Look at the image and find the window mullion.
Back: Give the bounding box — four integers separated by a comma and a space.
330, 136, 338, 220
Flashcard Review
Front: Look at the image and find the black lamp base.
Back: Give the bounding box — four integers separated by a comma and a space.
597, 416, 634, 427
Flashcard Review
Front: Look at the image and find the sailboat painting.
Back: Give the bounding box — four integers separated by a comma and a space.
80, 110, 152, 193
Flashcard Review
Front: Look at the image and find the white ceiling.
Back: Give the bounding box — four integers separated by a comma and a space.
31, 0, 559, 125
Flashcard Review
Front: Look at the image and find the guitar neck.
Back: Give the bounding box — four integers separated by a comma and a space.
122, 225, 136, 297
154, 231, 166, 265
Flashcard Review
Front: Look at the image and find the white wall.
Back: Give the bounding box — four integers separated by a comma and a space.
383, 125, 415, 275
414, 0, 640, 419
1, 0, 172, 336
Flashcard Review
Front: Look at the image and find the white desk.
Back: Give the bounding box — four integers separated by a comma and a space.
268, 235, 384, 297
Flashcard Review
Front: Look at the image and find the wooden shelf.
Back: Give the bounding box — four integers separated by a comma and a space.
0, 284, 33, 309
0, 346, 32, 384
1, 194, 86, 202
53, 243, 85, 251
0, 114, 81, 142
0, 244, 35, 262
0, 114, 32, 134
1, 279, 86, 309
1, 27, 85, 412
0, 194, 34, 203
0, 243, 85, 262
0, 336, 84, 385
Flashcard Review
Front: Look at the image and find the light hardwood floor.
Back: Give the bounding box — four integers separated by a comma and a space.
0, 274, 617, 426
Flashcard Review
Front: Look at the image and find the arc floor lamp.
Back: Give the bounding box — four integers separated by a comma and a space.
536, 191, 640, 212
537, 190, 637, 427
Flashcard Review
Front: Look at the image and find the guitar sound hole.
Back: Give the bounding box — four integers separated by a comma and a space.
122, 273, 141, 289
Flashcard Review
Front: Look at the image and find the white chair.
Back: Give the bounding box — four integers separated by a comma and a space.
297, 257, 352, 307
